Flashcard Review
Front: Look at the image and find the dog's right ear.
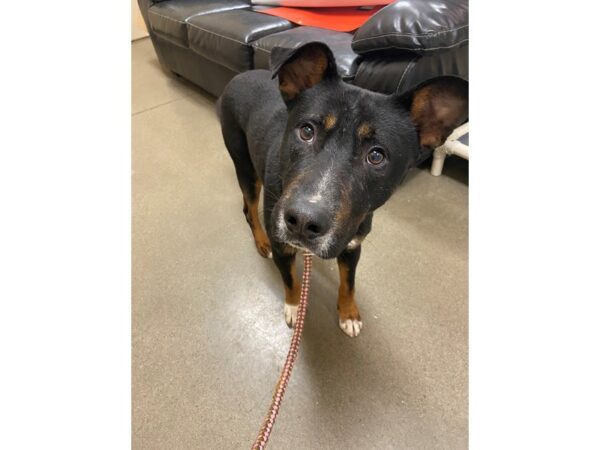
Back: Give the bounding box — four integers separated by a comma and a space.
271, 42, 338, 102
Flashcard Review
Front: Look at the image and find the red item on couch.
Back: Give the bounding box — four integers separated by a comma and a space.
260, 6, 387, 32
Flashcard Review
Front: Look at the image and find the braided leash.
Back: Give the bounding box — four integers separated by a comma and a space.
251, 252, 313, 450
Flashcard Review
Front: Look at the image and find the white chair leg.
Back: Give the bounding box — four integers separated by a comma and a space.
430, 122, 469, 176
431, 146, 447, 176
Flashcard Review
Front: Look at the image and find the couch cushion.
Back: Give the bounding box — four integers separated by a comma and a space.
352, 52, 415, 95
148, 0, 248, 47
252, 26, 360, 80
352, 0, 468, 55
187, 9, 292, 72
352, 43, 468, 95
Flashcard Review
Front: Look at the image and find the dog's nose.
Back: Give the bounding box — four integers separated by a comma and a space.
284, 203, 330, 240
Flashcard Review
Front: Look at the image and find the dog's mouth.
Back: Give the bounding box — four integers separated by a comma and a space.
279, 235, 329, 258
282, 234, 358, 259
285, 241, 315, 256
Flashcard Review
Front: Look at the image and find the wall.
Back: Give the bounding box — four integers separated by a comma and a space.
132, 0, 149, 41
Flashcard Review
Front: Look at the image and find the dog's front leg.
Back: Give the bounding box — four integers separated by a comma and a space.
272, 245, 300, 328
337, 246, 362, 337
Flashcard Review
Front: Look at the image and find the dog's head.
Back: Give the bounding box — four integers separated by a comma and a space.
270, 43, 468, 259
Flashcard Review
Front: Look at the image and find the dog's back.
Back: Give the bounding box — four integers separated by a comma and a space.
218, 70, 288, 180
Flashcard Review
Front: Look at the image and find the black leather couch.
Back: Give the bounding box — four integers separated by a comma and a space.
137, 0, 468, 99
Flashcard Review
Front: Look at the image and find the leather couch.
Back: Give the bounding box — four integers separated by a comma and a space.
137, 0, 468, 99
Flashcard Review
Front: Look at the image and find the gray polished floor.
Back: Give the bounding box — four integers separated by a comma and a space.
132, 37, 468, 450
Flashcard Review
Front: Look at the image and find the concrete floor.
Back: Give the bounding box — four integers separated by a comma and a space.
132, 38, 468, 450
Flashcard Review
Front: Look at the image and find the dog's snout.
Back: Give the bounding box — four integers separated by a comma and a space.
284, 202, 330, 240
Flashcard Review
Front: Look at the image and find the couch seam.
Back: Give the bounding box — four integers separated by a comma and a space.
187, 22, 251, 46
187, 21, 291, 47
395, 55, 420, 94
357, 38, 469, 54
353, 24, 469, 43
148, 6, 248, 28
253, 46, 271, 54
148, 9, 185, 24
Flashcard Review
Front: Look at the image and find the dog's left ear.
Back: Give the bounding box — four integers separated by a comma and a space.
399, 77, 468, 149
271, 42, 338, 102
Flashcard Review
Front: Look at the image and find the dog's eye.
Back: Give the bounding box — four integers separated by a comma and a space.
298, 124, 315, 142
366, 147, 386, 166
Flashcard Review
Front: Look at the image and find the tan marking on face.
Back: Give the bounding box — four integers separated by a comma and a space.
281, 172, 307, 202
333, 183, 352, 226
357, 123, 374, 140
324, 114, 337, 130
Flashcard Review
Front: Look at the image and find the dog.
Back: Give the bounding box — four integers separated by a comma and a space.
218, 42, 467, 337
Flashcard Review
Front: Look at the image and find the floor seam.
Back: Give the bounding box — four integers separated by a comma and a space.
132, 96, 186, 117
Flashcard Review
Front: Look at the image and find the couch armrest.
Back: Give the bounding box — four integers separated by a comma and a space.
352, 0, 468, 55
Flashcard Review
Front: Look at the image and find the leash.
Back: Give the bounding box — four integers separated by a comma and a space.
251, 252, 313, 450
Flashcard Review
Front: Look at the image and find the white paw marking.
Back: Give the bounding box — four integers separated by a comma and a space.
267, 251, 273, 259
339, 319, 363, 337
284, 304, 298, 328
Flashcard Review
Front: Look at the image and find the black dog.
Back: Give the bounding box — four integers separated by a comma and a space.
218, 42, 467, 337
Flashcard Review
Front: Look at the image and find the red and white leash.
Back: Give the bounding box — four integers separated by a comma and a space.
251, 252, 313, 450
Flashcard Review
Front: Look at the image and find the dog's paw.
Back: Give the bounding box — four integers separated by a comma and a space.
255, 239, 272, 259
339, 318, 363, 337
284, 304, 298, 328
